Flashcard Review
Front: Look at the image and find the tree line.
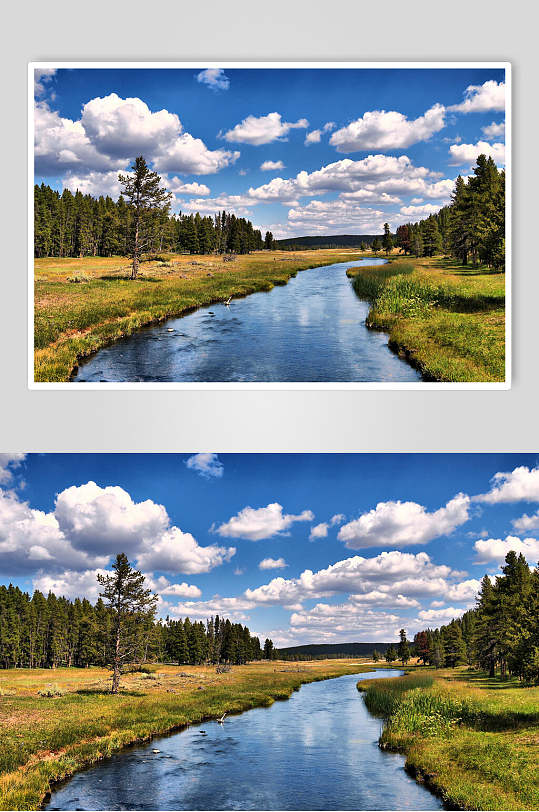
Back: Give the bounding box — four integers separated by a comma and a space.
392, 155, 505, 269
0, 559, 274, 677
34, 157, 267, 266
413, 552, 538, 682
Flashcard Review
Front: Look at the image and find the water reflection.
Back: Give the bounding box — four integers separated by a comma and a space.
74, 260, 421, 383
46, 671, 442, 811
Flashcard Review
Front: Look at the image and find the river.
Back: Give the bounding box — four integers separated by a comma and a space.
45, 670, 442, 810
72, 259, 421, 383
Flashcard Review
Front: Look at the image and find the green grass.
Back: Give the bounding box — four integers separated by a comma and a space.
0, 659, 372, 809
33, 249, 365, 382
347, 256, 506, 382
357, 668, 539, 810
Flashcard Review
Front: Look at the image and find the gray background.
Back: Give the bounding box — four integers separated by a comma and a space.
2, 0, 537, 453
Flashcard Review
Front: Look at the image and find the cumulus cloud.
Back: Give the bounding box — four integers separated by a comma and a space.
144, 574, 202, 597
337, 494, 470, 549
245, 550, 458, 608
446, 579, 481, 602
54, 481, 169, 556
178, 194, 253, 217
259, 557, 287, 570
224, 112, 309, 145
309, 522, 328, 540
34, 68, 56, 97
62, 170, 124, 198
449, 140, 505, 166
185, 453, 224, 479
137, 526, 235, 574
168, 178, 211, 196
474, 535, 539, 565
305, 130, 322, 145
400, 203, 441, 217
0, 454, 26, 485
482, 121, 505, 140
196, 68, 230, 91
215, 502, 314, 541
0, 480, 235, 579
331, 514, 345, 525
330, 104, 446, 152
35, 94, 239, 180
162, 595, 254, 622
33, 568, 108, 602
323, 122, 337, 133
260, 160, 285, 171
286, 200, 384, 233
288, 602, 408, 642
449, 80, 505, 113
417, 606, 465, 624
512, 510, 539, 533
474, 466, 539, 504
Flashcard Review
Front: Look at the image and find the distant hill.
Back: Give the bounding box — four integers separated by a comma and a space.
277, 642, 392, 659
275, 234, 381, 250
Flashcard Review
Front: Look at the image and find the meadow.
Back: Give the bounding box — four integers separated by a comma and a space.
0, 658, 369, 810
33, 249, 362, 382
358, 667, 539, 810
347, 256, 506, 382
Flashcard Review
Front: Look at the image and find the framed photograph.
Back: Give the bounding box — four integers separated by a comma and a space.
29, 63, 510, 389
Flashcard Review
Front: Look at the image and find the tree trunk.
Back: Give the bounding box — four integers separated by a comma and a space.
111, 622, 121, 694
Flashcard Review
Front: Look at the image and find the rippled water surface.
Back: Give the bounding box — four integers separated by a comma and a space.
73, 259, 421, 382
46, 670, 442, 810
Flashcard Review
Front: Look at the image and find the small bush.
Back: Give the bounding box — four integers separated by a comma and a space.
66, 274, 90, 283
38, 683, 64, 697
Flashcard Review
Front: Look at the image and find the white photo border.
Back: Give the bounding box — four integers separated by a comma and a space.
28, 61, 512, 391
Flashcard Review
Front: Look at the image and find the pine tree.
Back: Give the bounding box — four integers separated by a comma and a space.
97, 554, 157, 693
382, 223, 394, 255
118, 156, 172, 279
397, 629, 410, 665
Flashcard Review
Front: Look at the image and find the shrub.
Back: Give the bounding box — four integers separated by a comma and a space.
38, 683, 64, 697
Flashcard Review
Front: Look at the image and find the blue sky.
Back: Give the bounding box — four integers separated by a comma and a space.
34, 66, 506, 238
1, 453, 537, 647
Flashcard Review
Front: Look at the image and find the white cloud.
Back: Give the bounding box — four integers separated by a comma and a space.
34, 68, 56, 97
417, 606, 465, 624
474, 535, 539, 566
145, 574, 201, 597
309, 522, 328, 540
54, 481, 169, 556
449, 81, 505, 113
337, 494, 470, 549
331, 514, 345, 526
323, 122, 337, 133
482, 121, 505, 140
35, 94, 239, 180
446, 579, 481, 602
178, 194, 253, 217
168, 178, 211, 196
215, 502, 314, 541
512, 510, 539, 533
448, 141, 505, 166
474, 466, 539, 504
163, 595, 254, 622
137, 526, 235, 574
305, 130, 322, 145
330, 104, 446, 152
224, 112, 309, 145
62, 170, 124, 198
399, 203, 441, 217
153, 133, 239, 175
0, 488, 109, 575
260, 160, 285, 171
196, 68, 230, 91
245, 550, 458, 608
286, 200, 385, 233
259, 557, 287, 570
289, 602, 406, 642
185, 453, 224, 479
0, 454, 26, 484
33, 568, 108, 602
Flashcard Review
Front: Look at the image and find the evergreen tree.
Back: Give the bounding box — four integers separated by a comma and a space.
397, 629, 410, 665
382, 223, 394, 255
97, 554, 157, 693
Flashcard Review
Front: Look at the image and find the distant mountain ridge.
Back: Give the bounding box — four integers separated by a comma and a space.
277, 642, 391, 658
275, 234, 381, 249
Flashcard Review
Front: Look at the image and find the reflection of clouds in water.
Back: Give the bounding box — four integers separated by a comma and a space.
74, 259, 421, 383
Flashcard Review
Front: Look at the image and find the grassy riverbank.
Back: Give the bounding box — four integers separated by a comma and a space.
0, 658, 370, 810
358, 667, 539, 810
347, 256, 506, 382
34, 249, 362, 382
